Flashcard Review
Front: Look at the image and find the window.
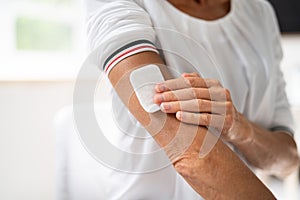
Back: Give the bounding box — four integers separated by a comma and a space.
15, 16, 73, 51
0, 0, 86, 81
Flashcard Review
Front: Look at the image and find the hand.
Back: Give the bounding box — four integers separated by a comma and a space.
154, 73, 253, 143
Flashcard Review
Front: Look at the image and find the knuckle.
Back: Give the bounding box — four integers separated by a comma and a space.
202, 114, 209, 124
175, 161, 196, 180
184, 77, 192, 86
210, 79, 220, 86
206, 79, 213, 87
184, 77, 196, 87
186, 88, 196, 99
208, 88, 217, 100
161, 93, 168, 100
170, 92, 177, 100
164, 91, 175, 100
226, 115, 234, 127
191, 88, 198, 98
218, 88, 227, 100
225, 101, 233, 111
197, 99, 203, 108
224, 89, 231, 100
192, 113, 198, 122
191, 72, 199, 77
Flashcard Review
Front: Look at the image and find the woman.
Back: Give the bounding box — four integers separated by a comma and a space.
85, 0, 299, 199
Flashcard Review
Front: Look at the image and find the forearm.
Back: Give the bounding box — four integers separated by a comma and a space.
173, 126, 274, 200
232, 114, 300, 178
154, 71, 300, 178
109, 51, 275, 199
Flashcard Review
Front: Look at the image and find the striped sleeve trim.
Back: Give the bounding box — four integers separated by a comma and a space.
270, 126, 294, 136
103, 39, 159, 74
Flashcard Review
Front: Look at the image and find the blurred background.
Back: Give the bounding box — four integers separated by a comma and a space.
0, 0, 299, 200
0, 0, 85, 199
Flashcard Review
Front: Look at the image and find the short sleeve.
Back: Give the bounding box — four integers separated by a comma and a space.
271, 66, 295, 135
263, 1, 295, 135
84, 0, 159, 75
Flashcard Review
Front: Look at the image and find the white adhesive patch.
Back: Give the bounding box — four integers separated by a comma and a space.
130, 64, 165, 113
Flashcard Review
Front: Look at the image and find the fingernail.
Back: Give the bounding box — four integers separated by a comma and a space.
154, 94, 164, 103
161, 103, 171, 111
157, 83, 166, 92
176, 111, 182, 120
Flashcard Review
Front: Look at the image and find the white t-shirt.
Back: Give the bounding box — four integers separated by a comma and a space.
83, 0, 294, 199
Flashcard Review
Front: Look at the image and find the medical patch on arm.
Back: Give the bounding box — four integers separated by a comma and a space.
130, 64, 165, 113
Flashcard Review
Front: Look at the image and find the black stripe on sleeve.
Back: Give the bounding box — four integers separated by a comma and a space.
270, 126, 294, 136
102, 39, 156, 70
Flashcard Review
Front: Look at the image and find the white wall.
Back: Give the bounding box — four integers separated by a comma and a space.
0, 81, 74, 200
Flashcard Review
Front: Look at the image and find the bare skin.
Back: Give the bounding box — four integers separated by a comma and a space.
167, 0, 231, 21
109, 51, 275, 199
154, 73, 300, 178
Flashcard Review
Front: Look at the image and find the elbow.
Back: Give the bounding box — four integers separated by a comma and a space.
272, 146, 300, 179
280, 138, 300, 178
281, 152, 300, 178
291, 153, 300, 172
269, 134, 300, 178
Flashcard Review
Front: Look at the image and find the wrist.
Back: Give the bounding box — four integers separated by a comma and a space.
228, 113, 254, 146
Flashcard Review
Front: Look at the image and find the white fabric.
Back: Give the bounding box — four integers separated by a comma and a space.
130, 64, 164, 113
83, 0, 294, 199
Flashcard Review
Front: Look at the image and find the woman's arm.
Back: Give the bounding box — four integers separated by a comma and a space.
155, 72, 300, 178
233, 119, 300, 178
109, 51, 275, 199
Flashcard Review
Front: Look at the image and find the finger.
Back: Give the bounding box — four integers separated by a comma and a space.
160, 99, 228, 115
154, 87, 231, 104
176, 77, 222, 88
156, 77, 225, 93
153, 88, 211, 104
176, 112, 229, 130
155, 77, 208, 93
204, 79, 223, 87
155, 77, 186, 92
182, 72, 201, 78
208, 87, 232, 101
